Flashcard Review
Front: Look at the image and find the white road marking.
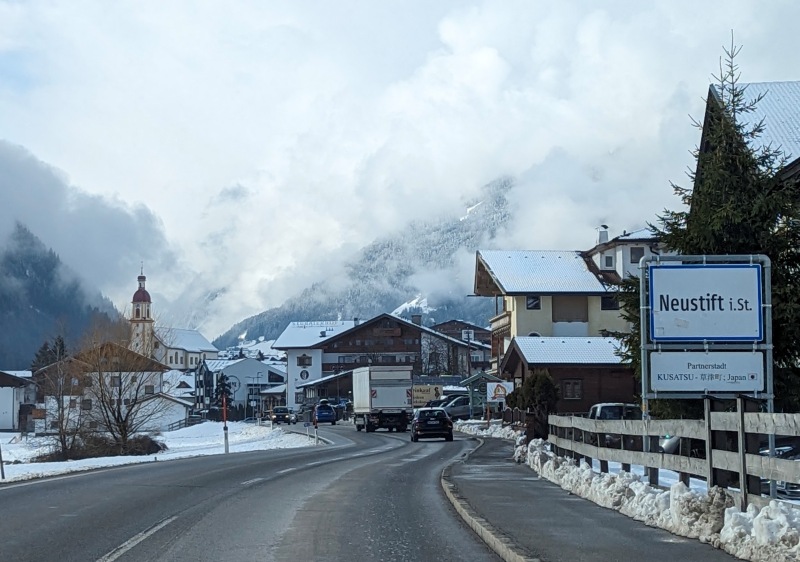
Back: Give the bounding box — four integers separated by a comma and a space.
277, 468, 295, 474
241, 478, 264, 486
96, 515, 178, 562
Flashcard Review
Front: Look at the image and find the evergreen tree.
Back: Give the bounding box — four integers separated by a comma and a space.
615, 39, 800, 413
214, 373, 234, 411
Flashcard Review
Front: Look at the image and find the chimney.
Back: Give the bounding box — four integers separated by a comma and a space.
354, 317, 360, 326
411, 314, 422, 326
319, 330, 326, 337
598, 225, 609, 244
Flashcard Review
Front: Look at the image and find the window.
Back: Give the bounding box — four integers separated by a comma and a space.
355, 339, 362, 346
69, 399, 77, 408
81, 399, 93, 410
110, 376, 121, 387
601, 295, 620, 310
338, 356, 347, 363
359, 356, 368, 364
50, 421, 59, 430
526, 296, 541, 310
604, 255, 613, 268
124, 398, 131, 405
563, 379, 582, 400
144, 385, 155, 395
130, 375, 137, 383
71, 377, 79, 387
297, 355, 312, 367
630, 247, 645, 264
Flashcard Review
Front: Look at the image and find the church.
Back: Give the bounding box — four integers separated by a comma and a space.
129, 271, 219, 371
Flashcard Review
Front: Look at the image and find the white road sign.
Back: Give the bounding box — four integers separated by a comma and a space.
650, 351, 764, 392
649, 264, 762, 341
486, 382, 514, 402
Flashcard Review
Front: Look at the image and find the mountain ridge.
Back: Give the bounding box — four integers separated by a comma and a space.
212, 177, 514, 348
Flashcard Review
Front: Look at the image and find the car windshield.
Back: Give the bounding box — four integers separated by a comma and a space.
420, 410, 446, 420
274, 408, 288, 414
598, 406, 623, 420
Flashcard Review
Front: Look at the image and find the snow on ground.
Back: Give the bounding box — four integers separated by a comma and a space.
455, 420, 800, 562
0, 421, 315, 483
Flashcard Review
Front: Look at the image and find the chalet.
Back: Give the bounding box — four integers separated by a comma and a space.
195, 357, 286, 417
0, 370, 35, 431
500, 337, 635, 414
473, 227, 665, 375
274, 313, 474, 408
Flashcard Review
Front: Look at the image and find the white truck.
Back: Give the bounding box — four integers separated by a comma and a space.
353, 365, 413, 433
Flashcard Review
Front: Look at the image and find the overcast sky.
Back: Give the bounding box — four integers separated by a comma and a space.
1, 0, 798, 338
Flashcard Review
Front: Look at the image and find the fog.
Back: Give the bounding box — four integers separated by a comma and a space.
1, 1, 798, 337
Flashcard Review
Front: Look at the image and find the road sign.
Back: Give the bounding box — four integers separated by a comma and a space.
486, 382, 514, 402
650, 351, 764, 392
649, 264, 762, 341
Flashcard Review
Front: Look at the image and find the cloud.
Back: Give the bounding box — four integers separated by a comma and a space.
1, 1, 799, 338
0, 141, 177, 305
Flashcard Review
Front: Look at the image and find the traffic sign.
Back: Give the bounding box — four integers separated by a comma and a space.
649, 264, 762, 341
650, 351, 764, 392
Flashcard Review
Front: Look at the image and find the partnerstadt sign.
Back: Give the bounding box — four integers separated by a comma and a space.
648, 264, 763, 342
649, 351, 764, 393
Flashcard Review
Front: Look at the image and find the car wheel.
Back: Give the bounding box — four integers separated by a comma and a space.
446, 432, 454, 442
356, 424, 362, 431
331, 421, 336, 425
411, 433, 417, 442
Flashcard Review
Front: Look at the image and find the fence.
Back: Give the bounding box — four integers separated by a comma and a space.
547, 405, 800, 511
501, 407, 528, 426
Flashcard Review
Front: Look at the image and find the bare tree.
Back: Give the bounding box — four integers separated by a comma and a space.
33, 338, 91, 460
75, 322, 172, 454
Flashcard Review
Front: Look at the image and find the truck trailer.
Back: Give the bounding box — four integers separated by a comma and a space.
353, 366, 413, 432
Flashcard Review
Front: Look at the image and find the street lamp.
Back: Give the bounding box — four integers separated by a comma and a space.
247, 372, 263, 420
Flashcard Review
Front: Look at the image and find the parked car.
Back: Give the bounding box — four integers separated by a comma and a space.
424, 398, 451, 408
760, 440, 800, 498
315, 402, 337, 425
443, 395, 483, 420
271, 407, 296, 424
587, 403, 642, 448
411, 408, 453, 442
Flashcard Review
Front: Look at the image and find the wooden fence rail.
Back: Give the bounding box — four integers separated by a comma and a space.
547, 411, 800, 510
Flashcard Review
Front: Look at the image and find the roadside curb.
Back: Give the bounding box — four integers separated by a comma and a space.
441, 439, 541, 562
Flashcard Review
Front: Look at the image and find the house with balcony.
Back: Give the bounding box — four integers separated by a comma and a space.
274, 313, 474, 408
473, 227, 665, 374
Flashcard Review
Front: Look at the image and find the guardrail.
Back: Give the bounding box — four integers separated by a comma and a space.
548, 409, 800, 511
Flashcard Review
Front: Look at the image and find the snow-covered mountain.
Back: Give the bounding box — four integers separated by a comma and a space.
212, 177, 513, 348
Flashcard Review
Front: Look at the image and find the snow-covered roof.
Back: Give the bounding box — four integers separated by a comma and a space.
615, 228, 654, 240
296, 370, 351, 389
204, 359, 245, 372
163, 369, 196, 394
261, 384, 286, 394
478, 250, 607, 294
157, 328, 218, 353
273, 321, 357, 349
0, 370, 32, 378
514, 337, 622, 364
715, 81, 800, 163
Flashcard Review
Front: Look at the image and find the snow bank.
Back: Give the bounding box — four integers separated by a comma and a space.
519, 438, 800, 562
454, 419, 522, 441
0, 422, 314, 483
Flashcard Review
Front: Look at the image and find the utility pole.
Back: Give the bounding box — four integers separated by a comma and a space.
223, 392, 229, 454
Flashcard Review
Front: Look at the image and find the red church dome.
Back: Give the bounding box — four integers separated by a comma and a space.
132, 274, 151, 303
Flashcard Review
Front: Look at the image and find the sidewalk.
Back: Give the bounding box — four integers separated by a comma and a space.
443, 437, 738, 562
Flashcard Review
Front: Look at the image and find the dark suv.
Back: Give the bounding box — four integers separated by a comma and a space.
411, 408, 453, 442
270, 407, 296, 424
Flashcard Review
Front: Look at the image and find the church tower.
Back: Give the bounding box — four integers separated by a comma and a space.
130, 268, 155, 354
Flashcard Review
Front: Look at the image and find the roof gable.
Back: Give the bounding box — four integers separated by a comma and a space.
273, 320, 357, 349
709, 80, 800, 170
509, 337, 623, 366
475, 250, 608, 296
157, 327, 218, 353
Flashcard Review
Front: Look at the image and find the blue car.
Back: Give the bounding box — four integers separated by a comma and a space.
315, 403, 337, 425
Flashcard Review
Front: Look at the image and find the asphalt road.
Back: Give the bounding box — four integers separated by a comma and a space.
449, 438, 738, 562
0, 425, 500, 562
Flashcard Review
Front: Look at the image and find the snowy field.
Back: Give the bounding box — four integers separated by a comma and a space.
455, 420, 800, 562
0, 421, 315, 483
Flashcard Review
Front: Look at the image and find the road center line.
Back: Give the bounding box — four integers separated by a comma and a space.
241, 478, 264, 486
277, 468, 295, 474
96, 515, 178, 562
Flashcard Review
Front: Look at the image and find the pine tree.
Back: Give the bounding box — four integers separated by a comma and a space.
616, 38, 800, 413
